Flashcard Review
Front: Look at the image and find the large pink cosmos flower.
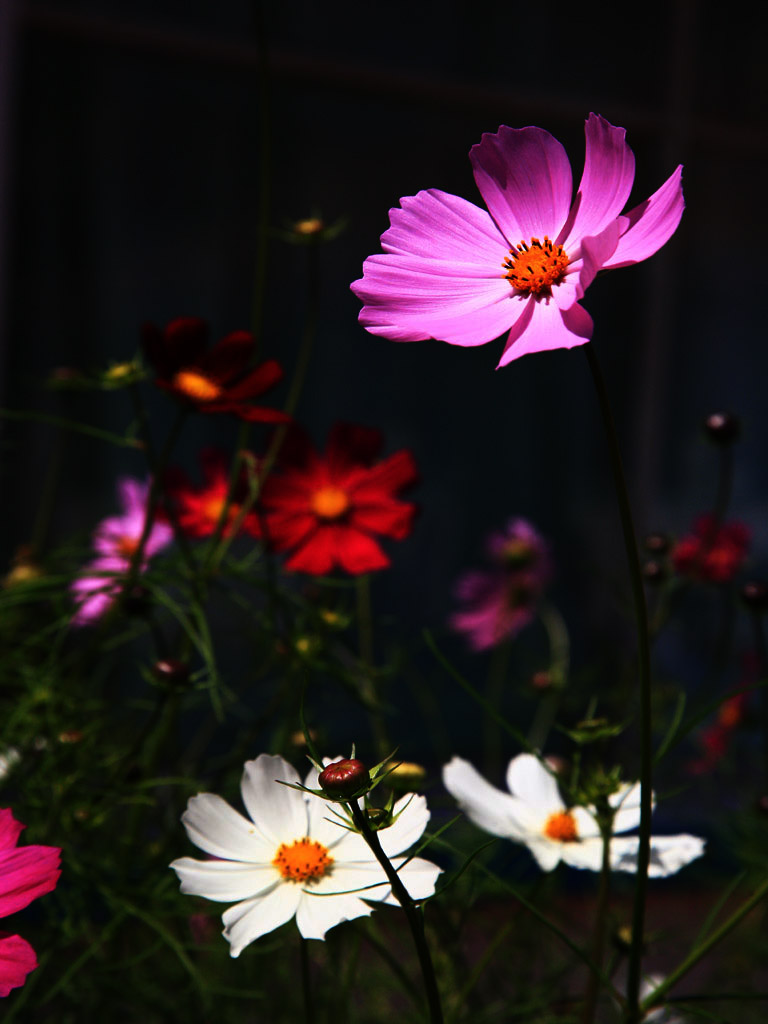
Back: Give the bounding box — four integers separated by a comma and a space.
351, 114, 683, 366
0, 807, 61, 997
71, 477, 173, 626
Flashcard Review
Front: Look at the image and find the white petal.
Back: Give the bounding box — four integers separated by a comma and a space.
525, 838, 563, 872
181, 793, 274, 862
560, 837, 605, 872
506, 754, 564, 815
378, 856, 443, 905
295, 888, 372, 940
222, 883, 301, 957
170, 856, 277, 902
571, 806, 601, 841
377, 793, 430, 857
609, 783, 656, 835
609, 834, 705, 877
443, 757, 532, 839
240, 754, 308, 846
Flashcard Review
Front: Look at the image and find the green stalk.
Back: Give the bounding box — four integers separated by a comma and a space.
348, 801, 444, 1024
584, 345, 652, 1024
580, 824, 612, 1024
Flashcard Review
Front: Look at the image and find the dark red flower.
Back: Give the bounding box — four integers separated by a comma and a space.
141, 317, 288, 422
165, 448, 261, 539
261, 424, 418, 575
671, 515, 750, 583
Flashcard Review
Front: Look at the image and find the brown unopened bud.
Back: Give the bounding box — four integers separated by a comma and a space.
704, 411, 741, 445
644, 533, 669, 555
642, 559, 666, 584
741, 581, 768, 612
318, 759, 370, 798
531, 670, 553, 690
153, 659, 191, 687
58, 730, 83, 744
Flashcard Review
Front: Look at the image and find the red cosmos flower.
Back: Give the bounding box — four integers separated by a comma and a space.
165, 449, 261, 539
141, 317, 288, 422
672, 514, 750, 583
261, 424, 418, 575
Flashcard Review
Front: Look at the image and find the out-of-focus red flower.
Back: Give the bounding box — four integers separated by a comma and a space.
672, 515, 750, 583
165, 449, 261, 539
261, 424, 418, 575
141, 317, 288, 423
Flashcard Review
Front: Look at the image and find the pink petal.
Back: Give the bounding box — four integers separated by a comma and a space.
356, 253, 518, 347
603, 165, 684, 269
498, 297, 593, 367
470, 126, 573, 244
117, 477, 149, 520
379, 188, 507, 266
0, 812, 23, 853
571, 221, 621, 299
0, 845, 61, 918
559, 114, 635, 249
0, 933, 37, 997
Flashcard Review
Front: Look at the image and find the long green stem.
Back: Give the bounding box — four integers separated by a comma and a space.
348, 802, 444, 1024
584, 345, 652, 1024
580, 826, 612, 1024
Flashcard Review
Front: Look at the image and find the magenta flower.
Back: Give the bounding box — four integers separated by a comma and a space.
0, 807, 61, 997
451, 519, 552, 651
351, 114, 683, 366
71, 478, 173, 626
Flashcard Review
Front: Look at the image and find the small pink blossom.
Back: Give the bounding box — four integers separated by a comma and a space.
352, 114, 683, 366
70, 477, 173, 626
450, 518, 552, 651
672, 515, 750, 583
0, 808, 61, 997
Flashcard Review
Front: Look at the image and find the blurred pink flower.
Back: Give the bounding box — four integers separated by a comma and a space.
71, 478, 172, 626
0, 807, 61, 997
352, 113, 683, 366
450, 518, 552, 650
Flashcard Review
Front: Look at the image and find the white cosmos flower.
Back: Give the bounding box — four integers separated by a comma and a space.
442, 753, 705, 876
170, 754, 442, 956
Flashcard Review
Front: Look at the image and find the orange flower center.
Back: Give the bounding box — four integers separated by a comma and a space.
543, 811, 579, 843
201, 494, 236, 525
172, 370, 223, 402
272, 838, 333, 882
503, 236, 570, 295
311, 486, 350, 520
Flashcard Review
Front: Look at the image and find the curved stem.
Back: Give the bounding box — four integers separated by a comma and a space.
348, 801, 444, 1024
584, 345, 652, 1024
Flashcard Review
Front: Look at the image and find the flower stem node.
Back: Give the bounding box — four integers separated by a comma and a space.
318, 758, 371, 799
741, 580, 768, 612
704, 411, 741, 445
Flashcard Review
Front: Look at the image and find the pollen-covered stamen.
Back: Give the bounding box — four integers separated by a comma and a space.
311, 486, 350, 520
116, 536, 140, 558
273, 838, 333, 882
543, 810, 579, 843
503, 236, 570, 295
172, 369, 223, 402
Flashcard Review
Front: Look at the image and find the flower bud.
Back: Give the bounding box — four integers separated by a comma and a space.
741, 581, 768, 612
703, 411, 741, 445
642, 559, 666, 584
644, 533, 669, 555
318, 758, 370, 798
388, 761, 427, 791
153, 659, 191, 688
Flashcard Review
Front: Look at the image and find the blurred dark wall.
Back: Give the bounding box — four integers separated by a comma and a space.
2, 1, 767, 683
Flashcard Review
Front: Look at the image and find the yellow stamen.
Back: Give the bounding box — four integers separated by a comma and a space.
543, 810, 579, 843
273, 838, 333, 882
503, 236, 570, 295
311, 486, 350, 520
172, 370, 223, 402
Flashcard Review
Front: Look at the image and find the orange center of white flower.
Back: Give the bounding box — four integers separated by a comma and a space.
172, 370, 223, 402
272, 838, 333, 882
543, 811, 579, 843
503, 237, 570, 295
311, 486, 350, 520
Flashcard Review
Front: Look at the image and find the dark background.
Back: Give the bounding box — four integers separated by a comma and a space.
1, 1, 766, 771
